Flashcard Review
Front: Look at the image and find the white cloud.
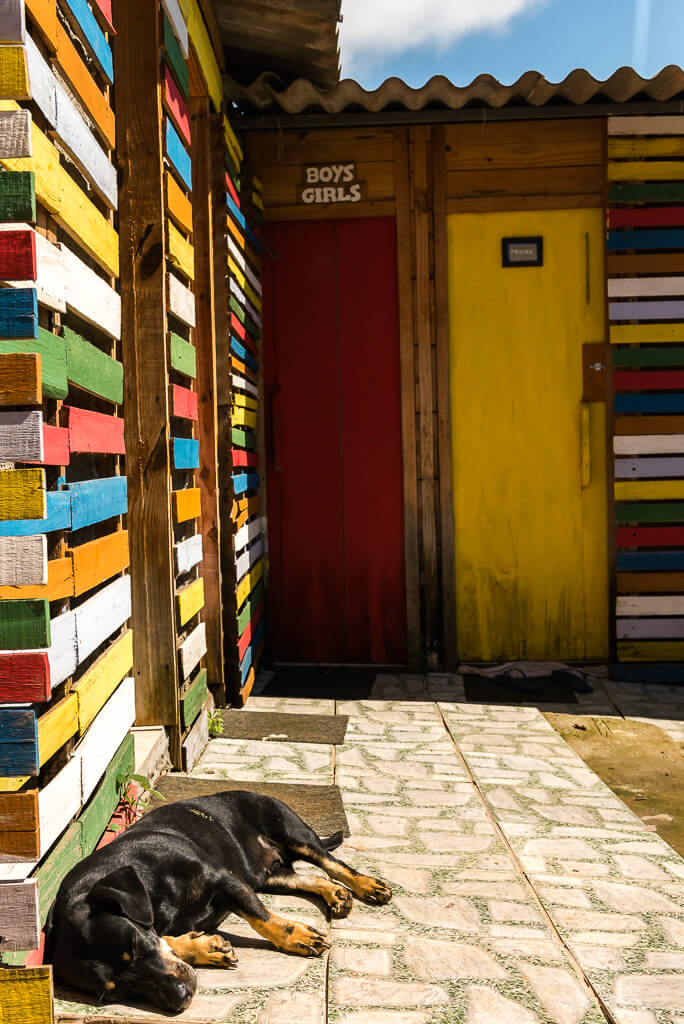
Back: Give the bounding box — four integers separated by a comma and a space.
340, 0, 549, 76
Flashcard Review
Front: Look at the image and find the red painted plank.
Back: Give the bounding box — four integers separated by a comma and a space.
164, 64, 191, 147
231, 313, 247, 341
171, 383, 198, 420
618, 526, 684, 548
238, 601, 263, 660
91, 0, 116, 33
0, 652, 51, 703
232, 449, 258, 467
0, 230, 36, 281
226, 172, 240, 208
609, 206, 684, 229
614, 370, 684, 391
67, 406, 125, 454
42, 424, 70, 465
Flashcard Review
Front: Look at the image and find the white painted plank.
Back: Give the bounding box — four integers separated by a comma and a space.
228, 236, 262, 294
235, 537, 263, 581
161, 0, 189, 57
179, 621, 206, 679
617, 617, 684, 640
0, 409, 43, 462
608, 276, 684, 298
75, 676, 135, 803
175, 533, 203, 575
0, 534, 47, 586
234, 516, 261, 554
60, 242, 121, 340
183, 706, 208, 772
38, 754, 81, 858
617, 595, 684, 616
0, 881, 40, 952
75, 575, 131, 663
0, 860, 32, 881
0, 0, 26, 44
25, 34, 117, 208
615, 456, 684, 478
0, 107, 31, 157
0, 224, 67, 312
48, 609, 77, 687
168, 272, 196, 327
614, 434, 684, 456
231, 373, 258, 397
608, 115, 684, 136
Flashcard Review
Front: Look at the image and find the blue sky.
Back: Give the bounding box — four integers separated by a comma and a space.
339, 0, 684, 89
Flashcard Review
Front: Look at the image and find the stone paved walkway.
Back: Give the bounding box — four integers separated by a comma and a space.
55, 686, 684, 1024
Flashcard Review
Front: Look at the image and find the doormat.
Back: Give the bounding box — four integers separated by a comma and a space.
148, 775, 349, 838
259, 666, 377, 700
219, 709, 349, 745
463, 673, 578, 705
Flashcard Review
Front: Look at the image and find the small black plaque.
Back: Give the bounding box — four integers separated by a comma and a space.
502, 236, 543, 267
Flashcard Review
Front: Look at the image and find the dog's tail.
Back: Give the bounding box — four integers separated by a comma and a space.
320, 830, 344, 851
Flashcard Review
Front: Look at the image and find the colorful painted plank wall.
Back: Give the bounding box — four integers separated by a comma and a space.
0, 0, 135, 971
607, 115, 684, 682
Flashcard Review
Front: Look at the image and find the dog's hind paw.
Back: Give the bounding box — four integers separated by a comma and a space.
328, 885, 353, 918
356, 876, 392, 906
188, 934, 239, 968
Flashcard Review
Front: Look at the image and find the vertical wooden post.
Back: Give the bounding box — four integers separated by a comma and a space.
189, 88, 224, 703
114, 0, 181, 764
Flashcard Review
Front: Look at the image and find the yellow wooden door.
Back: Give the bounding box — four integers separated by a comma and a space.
448, 209, 608, 660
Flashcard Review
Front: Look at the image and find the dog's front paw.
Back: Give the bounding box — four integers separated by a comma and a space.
356, 876, 392, 905
288, 922, 330, 957
194, 934, 239, 968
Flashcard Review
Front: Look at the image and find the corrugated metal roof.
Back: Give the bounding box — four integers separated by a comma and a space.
227, 65, 684, 116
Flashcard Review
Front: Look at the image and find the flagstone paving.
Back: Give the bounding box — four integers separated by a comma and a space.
55, 685, 684, 1024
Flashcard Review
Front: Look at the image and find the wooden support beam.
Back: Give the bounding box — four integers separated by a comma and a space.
114, 0, 181, 767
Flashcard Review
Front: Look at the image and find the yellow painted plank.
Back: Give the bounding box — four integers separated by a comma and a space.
165, 170, 193, 235
608, 160, 684, 182
0, 46, 30, 99
173, 487, 201, 523
0, 352, 42, 405
618, 640, 684, 661
0, 775, 30, 792
0, 100, 119, 276
610, 323, 684, 345
180, 0, 222, 111
38, 691, 78, 765
0, 557, 73, 601
252, 190, 263, 211
176, 577, 204, 626
232, 392, 258, 410
231, 407, 257, 428
73, 630, 133, 733
608, 136, 684, 160
0, 966, 53, 1024
0, 468, 45, 521
223, 115, 243, 162
253, 174, 263, 192
244, 280, 261, 311
228, 256, 246, 290
236, 558, 263, 609
615, 479, 684, 501
167, 219, 195, 281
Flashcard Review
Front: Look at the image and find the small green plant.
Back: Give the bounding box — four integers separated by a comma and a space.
208, 707, 224, 738
107, 771, 165, 833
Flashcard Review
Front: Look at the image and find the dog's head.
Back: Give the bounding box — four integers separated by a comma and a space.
45, 865, 197, 1013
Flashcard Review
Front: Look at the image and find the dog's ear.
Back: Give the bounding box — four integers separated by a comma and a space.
88, 866, 154, 927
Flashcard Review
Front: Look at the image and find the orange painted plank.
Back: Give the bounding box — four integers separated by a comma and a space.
0, 557, 73, 602
55, 20, 115, 150
25, 0, 59, 51
68, 530, 129, 597
173, 487, 201, 523
165, 170, 193, 235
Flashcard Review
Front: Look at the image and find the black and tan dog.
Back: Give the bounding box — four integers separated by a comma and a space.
45, 790, 391, 1013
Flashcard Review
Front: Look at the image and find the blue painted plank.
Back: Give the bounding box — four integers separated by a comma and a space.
0, 709, 38, 776
165, 120, 192, 193
62, 0, 113, 83
230, 336, 258, 372
607, 228, 684, 251
615, 394, 684, 414
0, 490, 71, 536
240, 620, 264, 684
244, 221, 262, 254
617, 550, 684, 571
611, 663, 684, 683
227, 195, 245, 230
69, 476, 127, 530
172, 437, 199, 470
0, 288, 38, 339
232, 472, 259, 495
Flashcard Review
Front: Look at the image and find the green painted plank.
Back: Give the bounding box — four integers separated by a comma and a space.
610, 182, 684, 204
182, 668, 208, 729
169, 331, 196, 378
0, 328, 67, 399
0, 599, 50, 649
237, 578, 264, 633
36, 820, 82, 924
163, 13, 189, 101
612, 346, 684, 368
615, 502, 684, 523
80, 733, 135, 854
0, 171, 36, 222
229, 295, 245, 323
63, 325, 123, 404
232, 427, 256, 450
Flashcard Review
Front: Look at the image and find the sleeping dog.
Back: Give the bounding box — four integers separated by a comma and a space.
45, 790, 392, 1013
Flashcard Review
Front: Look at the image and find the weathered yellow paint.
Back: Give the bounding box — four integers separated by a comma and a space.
231, 407, 257, 428
608, 160, 684, 181
167, 219, 195, 281
0, 468, 45, 521
176, 577, 205, 625
0, 775, 29, 792
615, 479, 684, 501
608, 136, 684, 160
228, 257, 246, 290
74, 630, 133, 733
232, 392, 258, 411
223, 115, 243, 162
448, 208, 608, 660
0, 966, 53, 1024
618, 640, 684, 661
610, 323, 684, 345
236, 559, 263, 609
37, 691, 78, 765
0, 100, 119, 276
245, 280, 262, 311
179, 0, 222, 111
252, 190, 264, 212
0, 46, 30, 99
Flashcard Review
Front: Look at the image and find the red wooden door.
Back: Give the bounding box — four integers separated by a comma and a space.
264, 217, 406, 664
